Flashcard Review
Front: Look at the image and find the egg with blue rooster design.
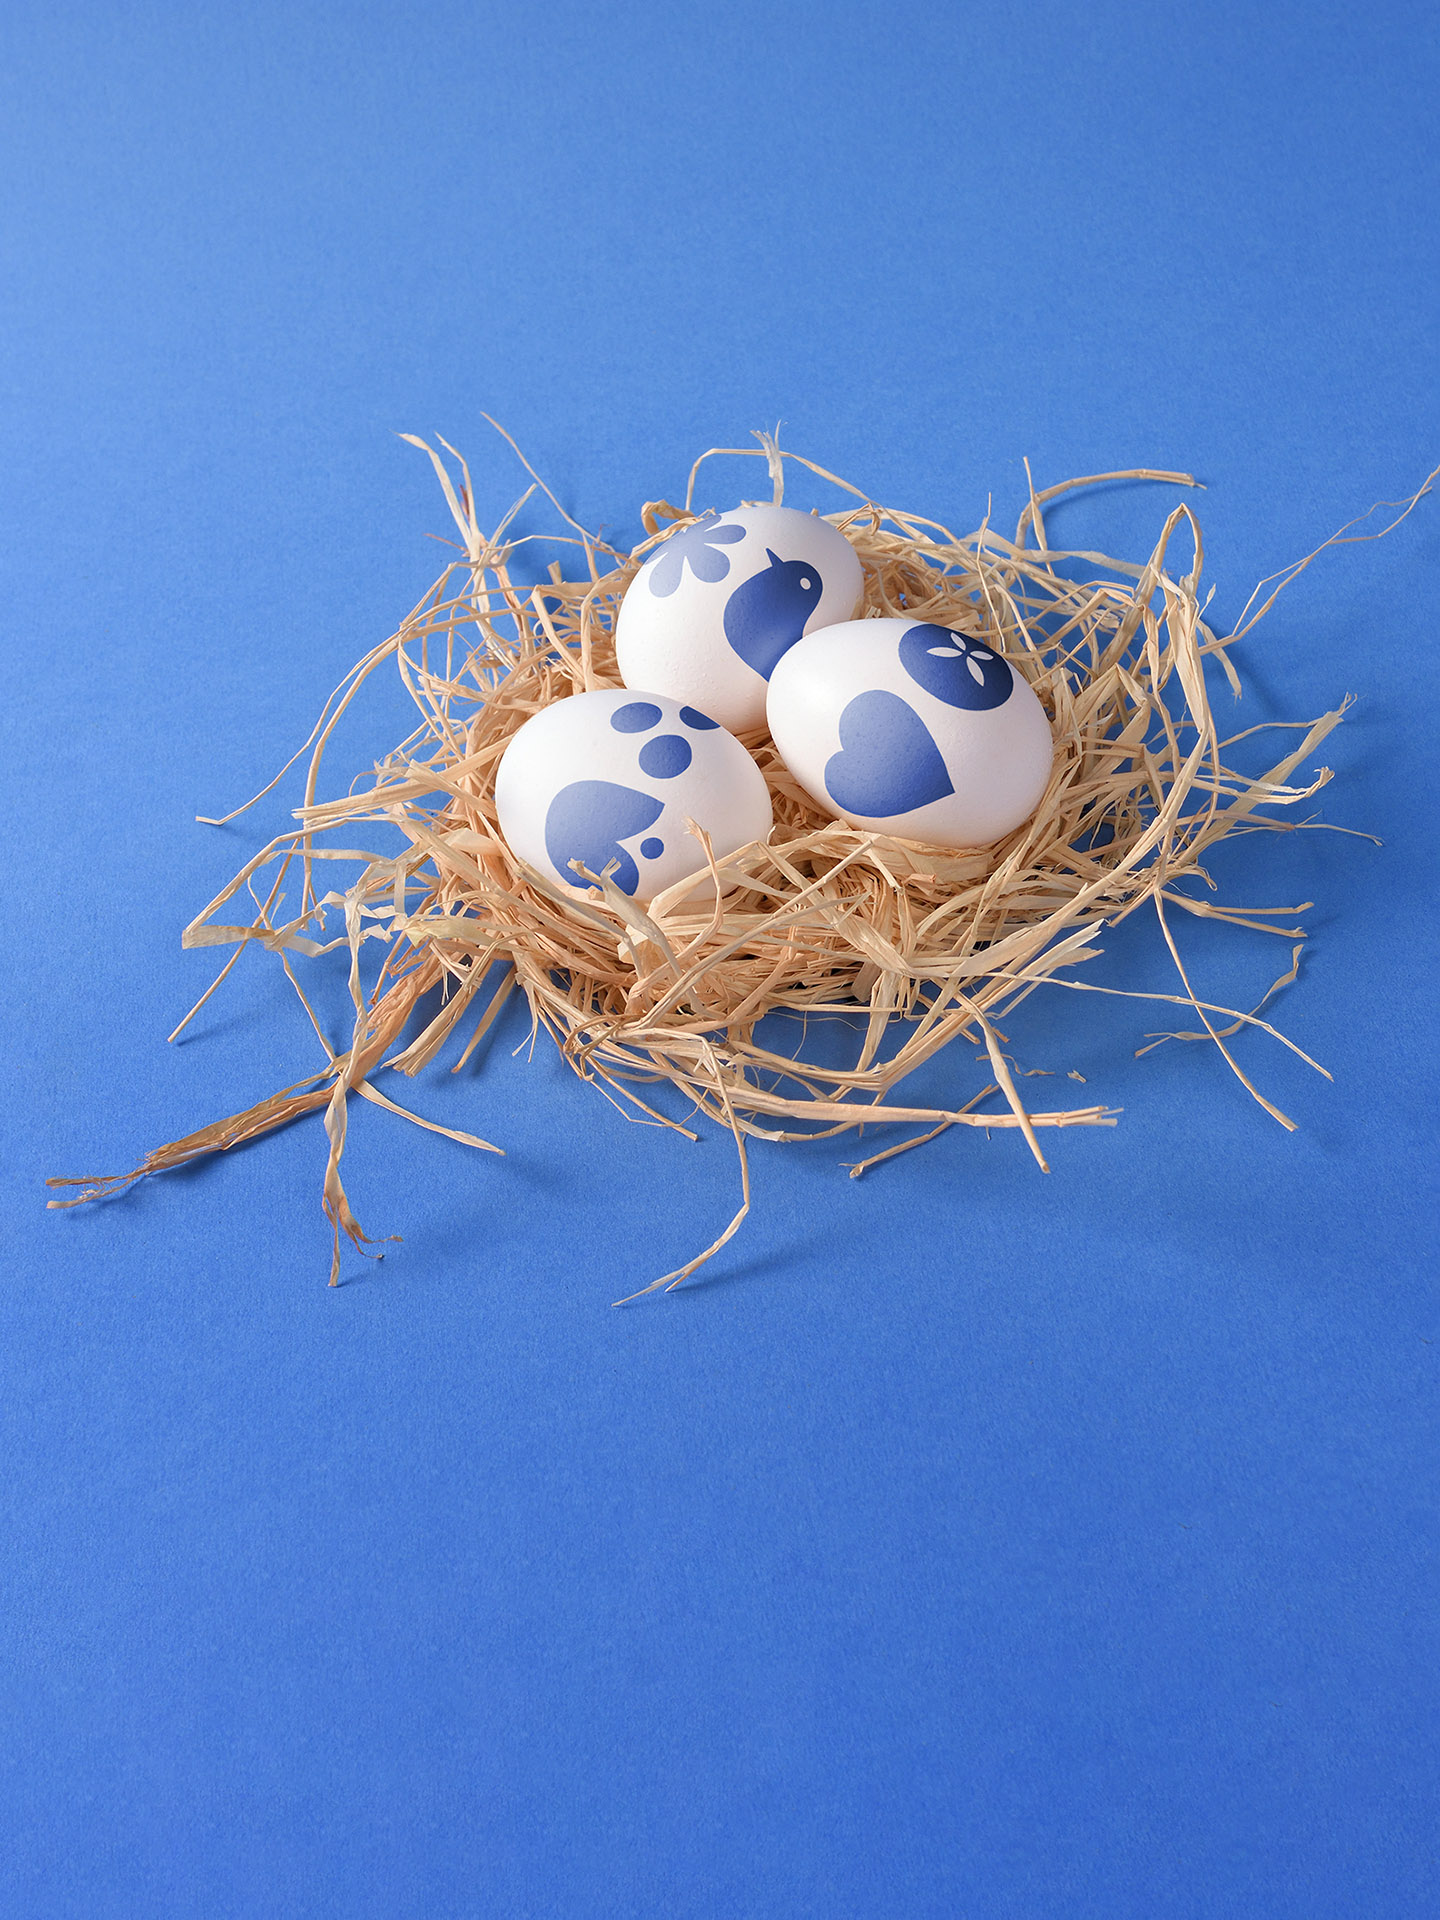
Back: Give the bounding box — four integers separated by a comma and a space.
765, 618, 1054, 848
615, 505, 865, 733
494, 689, 773, 904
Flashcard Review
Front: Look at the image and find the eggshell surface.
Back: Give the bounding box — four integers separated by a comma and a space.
494, 689, 773, 904
615, 505, 864, 733
766, 618, 1054, 848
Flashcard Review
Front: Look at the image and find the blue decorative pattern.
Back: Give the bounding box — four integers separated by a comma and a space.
544, 779, 664, 895
823, 690, 954, 817
898, 622, 1013, 711
721, 547, 823, 681
642, 510, 746, 597
638, 734, 692, 778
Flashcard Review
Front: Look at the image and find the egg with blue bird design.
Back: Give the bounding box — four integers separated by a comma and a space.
765, 618, 1054, 848
493, 689, 773, 905
615, 504, 864, 733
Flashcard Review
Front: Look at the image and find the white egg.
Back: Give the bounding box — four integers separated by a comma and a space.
615, 504, 864, 734
494, 688, 773, 905
766, 618, 1054, 848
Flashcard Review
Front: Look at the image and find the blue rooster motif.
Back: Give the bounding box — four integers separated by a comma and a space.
722, 548, 824, 682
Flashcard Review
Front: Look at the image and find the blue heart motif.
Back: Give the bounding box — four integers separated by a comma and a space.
823, 691, 954, 819
544, 780, 665, 895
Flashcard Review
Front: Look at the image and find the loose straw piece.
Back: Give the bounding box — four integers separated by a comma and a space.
51, 433, 1424, 1292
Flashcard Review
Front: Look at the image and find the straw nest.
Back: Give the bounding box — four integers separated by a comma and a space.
52, 432, 1418, 1297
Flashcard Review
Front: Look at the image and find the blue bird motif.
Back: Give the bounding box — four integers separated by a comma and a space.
722, 548, 824, 681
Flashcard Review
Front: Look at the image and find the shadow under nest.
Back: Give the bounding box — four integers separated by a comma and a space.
52, 430, 1387, 1298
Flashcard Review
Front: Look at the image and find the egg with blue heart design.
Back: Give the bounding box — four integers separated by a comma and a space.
615, 504, 865, 734
765, 618, 1053, 848
494, 689, 773, 905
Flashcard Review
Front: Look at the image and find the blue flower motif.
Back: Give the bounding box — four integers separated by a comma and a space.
642, 509, 746, 597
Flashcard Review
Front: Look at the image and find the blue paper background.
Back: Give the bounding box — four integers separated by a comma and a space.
2, 3, 1437, 1914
